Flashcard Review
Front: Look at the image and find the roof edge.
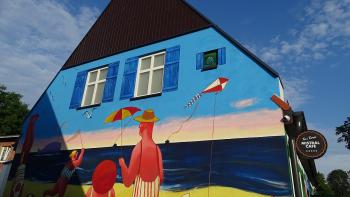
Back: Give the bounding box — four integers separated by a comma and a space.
61, 25, 212, 70
61, 1, 114, 70
182, 0, 279, 78
212, 26, 279, 77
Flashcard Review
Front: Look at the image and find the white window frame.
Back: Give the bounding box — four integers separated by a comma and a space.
0, 146, 11, 162
134, 51, 165, 97
81, 67, 108, 107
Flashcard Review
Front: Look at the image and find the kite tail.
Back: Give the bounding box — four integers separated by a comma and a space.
185, 93, 202, 108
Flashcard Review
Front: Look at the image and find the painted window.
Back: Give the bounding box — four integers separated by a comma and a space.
120, 46, 180, 100
81, 67, 108, 107
196, 47, 226, 71
134, 51, 165, 97
203, 49, 218, 70
69, 61, 119, 109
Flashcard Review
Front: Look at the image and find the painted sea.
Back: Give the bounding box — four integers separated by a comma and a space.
9, 136, 292, 196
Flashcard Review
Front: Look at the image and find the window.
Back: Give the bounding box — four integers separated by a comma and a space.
120, 46, 180, 100
69, 61, 119, 109
134, 51, 165, 97
81, 67, 108, 107
203, 49, 218, 70
0, 146, 11, 162
196, 47, 226, 71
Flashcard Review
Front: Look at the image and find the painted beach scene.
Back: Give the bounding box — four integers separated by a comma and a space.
2, 0, 335, 196
6, 136, 292, 197
4, 72, 294, 196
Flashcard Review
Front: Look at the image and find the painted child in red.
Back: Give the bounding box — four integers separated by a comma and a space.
43, 148, 85, 197
86, 160, 117, 197
10, 114, 39, 197
119, 109, 163, 197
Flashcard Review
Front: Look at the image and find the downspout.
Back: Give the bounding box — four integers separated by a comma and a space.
284, 111, 305, 197
271, 95, 303, 197
289, 137, 302, 197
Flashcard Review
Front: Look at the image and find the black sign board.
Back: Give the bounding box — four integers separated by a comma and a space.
296, 130, 327, 159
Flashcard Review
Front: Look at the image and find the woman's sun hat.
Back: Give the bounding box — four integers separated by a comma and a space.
134, 109, 159, 123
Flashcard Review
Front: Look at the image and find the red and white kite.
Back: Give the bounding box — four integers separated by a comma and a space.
202, 77, 229, 94
185, 77, 229, 108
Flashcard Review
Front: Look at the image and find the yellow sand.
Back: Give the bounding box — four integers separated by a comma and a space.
4, 181, 269, 197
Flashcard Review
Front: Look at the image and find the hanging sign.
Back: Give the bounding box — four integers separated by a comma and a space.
296, 130, 327, 159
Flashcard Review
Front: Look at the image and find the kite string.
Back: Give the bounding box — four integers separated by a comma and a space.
79, 131, 83, 148
66, 130, 80, 143
166, 99, 201, 141
208, 93, 217, 197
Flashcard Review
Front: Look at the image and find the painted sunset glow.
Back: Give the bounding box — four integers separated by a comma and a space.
18, 108, 284, 151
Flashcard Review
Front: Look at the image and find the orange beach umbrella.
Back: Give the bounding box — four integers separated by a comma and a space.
104, 107, 141, 148
104, 107, 141, 123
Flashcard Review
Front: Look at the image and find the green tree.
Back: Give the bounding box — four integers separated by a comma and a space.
327, 169, 350, 197
0, 84, 29, 136
336, 117, 350, 150
313, 172, 334, 197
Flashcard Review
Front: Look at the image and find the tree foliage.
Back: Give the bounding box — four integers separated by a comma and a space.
0, 84, 29, 136
314, 172, 334, 197
327, 169, 350, 197
336, 117, 350, 150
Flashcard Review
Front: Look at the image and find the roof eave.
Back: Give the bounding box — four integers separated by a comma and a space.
61, 25, 212, 70
181, 0, 279, 78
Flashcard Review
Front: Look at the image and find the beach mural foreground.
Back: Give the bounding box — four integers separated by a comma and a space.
5, 108, 292, 197
5, 76, 292, 196
6, 137, 291, 197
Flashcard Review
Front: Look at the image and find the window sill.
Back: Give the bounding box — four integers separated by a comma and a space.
77, 103, 101, 110
130, 93, 162, 101
201, 65, 218, 72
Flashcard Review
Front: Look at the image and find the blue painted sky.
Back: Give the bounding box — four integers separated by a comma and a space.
0, 0, 349, 175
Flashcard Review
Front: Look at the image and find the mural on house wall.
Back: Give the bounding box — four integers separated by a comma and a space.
10, 114, 39, 197
4, 28, 294, 197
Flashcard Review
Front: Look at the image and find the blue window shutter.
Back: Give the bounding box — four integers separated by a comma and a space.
218, 47, 226, 65
120, 57, 138, 100
102, 61, 119, 103
69, 70, 88, 109
163, 45, 180, 92
196, 52, 203, 70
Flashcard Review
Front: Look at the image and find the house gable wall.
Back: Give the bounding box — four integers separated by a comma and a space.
6, 27, 293, 197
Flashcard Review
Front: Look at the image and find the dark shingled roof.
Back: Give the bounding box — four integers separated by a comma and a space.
61, 0, 279, 77
62, 0, 211, 69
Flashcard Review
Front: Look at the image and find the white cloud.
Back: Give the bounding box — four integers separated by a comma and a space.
231, 98, 258, 109
260, 0, 350, 66
0, 0, 100, 107
255, 0, 350, 108
282, 77, 311, 108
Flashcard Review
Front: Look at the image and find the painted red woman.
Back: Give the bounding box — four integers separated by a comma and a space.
10, 114, 39, 197
119, 109, 164, 197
